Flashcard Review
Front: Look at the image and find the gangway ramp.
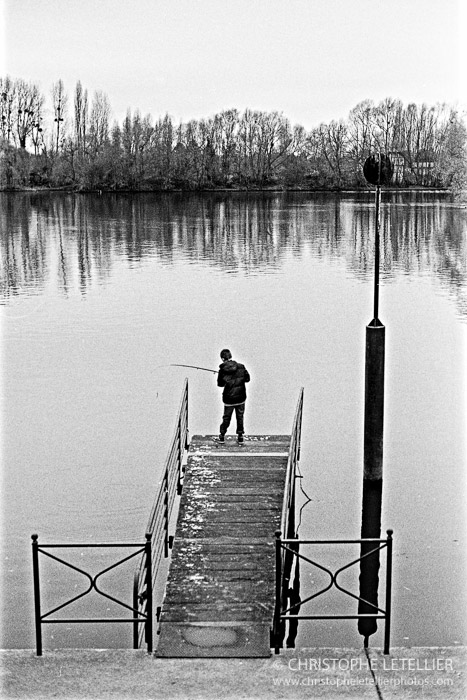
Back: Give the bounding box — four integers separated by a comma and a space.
156, 435, 291, 657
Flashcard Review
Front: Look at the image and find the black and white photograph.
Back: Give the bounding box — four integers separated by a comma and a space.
1, 1, 466, 698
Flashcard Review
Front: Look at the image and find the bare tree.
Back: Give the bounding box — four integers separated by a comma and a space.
179, 118, 215, 187
372, 98, 404, 153
52, 79, 68, 153
30, 90, 45, 155
119, 108, 154, 186
347, 100, 375, 178
1, 76, 15, 143
13, 79, 42, 149
399, 103, 439, 183
131, 110, 153, 182
317, 120, 349, 187
151, 113, 174, 184
89, 90, 111, 156
432, 107, 467, 190
259, 111, 294, 182
237, 109, 294, 184
212, 109, 240, 181
74, 81, 89, 155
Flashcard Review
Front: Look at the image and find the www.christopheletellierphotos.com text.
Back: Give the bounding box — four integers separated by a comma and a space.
270, 654, 459, 691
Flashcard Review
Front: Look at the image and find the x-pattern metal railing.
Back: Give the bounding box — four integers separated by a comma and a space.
273, 530, 393, 654
31, 534, 153, 656
31, 379, 190, 655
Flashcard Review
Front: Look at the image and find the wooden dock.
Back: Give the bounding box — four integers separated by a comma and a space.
156, 434, 291, 657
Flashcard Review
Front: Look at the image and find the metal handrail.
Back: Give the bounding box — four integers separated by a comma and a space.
31, 534, 152, 656
133, 378, 189, 648
280, 387, 304, 538
272, 530, 393, 655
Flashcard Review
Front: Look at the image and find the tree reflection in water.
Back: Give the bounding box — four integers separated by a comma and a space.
1, 191, 465, 320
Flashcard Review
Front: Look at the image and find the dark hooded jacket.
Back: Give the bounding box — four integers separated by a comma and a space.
217, 360, 250, 405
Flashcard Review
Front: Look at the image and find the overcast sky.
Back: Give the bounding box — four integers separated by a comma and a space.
1, 0, 466, 130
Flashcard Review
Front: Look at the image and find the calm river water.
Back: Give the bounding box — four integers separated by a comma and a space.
1, 191, 466, 650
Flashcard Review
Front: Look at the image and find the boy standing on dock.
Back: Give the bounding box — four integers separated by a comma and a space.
217, 349, 250, 443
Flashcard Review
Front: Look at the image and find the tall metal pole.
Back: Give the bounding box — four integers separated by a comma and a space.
358, 153, 391, 645
373, 184, 381, 325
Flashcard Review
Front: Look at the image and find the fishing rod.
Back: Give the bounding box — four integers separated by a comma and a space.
169, 363, 218, 374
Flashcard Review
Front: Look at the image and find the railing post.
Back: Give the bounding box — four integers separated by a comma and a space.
178, 380, 188, 494
177, 415, 183, 495
384, 529, 393, 655
273, 530, 283, 654
133, 571, 139, 649
31, 534, 42, 656
288, 465, 296, 540
185, 382, 189, 451
145, 533, 153, 653
296, 390, 303, 462
177, 430, 182, 495
164, 467, 169, 558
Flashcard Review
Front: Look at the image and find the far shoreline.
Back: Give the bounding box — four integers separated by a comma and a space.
0, 185, 457, 196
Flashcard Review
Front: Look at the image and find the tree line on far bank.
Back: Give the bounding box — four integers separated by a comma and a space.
1, 76, 466, 194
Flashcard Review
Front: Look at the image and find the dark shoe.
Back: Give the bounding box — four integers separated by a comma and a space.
219, 434, 225, 443
237, 434, 244, 443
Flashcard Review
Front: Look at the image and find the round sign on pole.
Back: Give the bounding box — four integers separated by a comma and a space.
363, 154, 393, 186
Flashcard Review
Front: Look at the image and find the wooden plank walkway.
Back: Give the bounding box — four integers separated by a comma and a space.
156, 434, 290, 657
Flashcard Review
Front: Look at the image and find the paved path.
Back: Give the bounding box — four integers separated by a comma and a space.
2, 647, 465, 699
